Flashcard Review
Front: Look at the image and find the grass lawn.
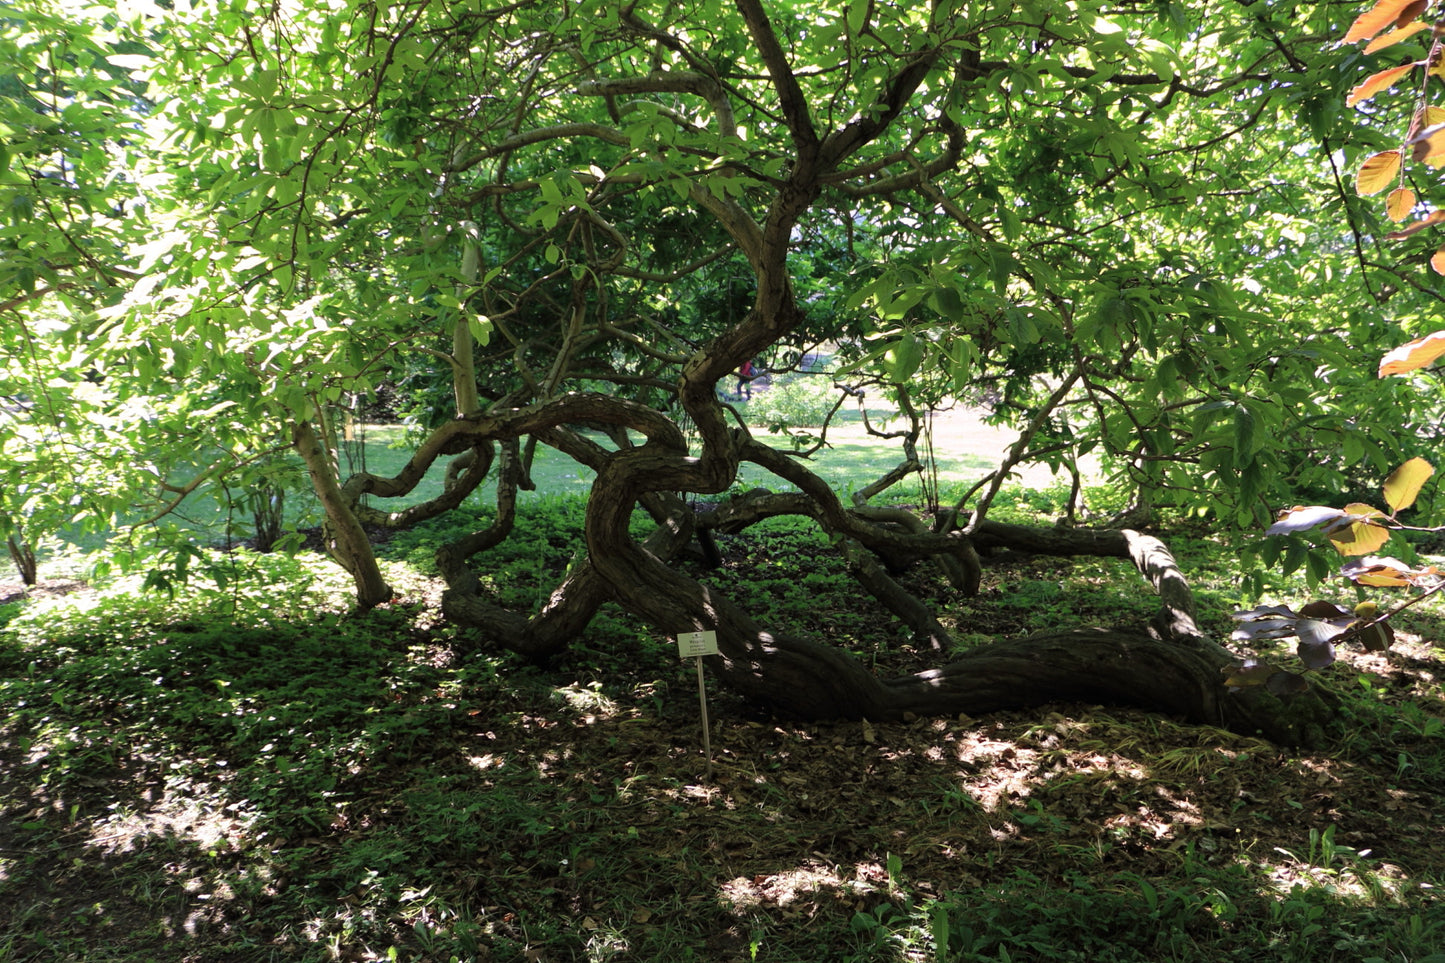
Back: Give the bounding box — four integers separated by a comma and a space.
346, 413, 1019, 511
5, 409, 1039, 577
4, 395, 1083, 590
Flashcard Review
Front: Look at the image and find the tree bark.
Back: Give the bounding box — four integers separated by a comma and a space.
584, 445, 1331, 745
293, 420, 392, 609
6, 535, 36, 586
312, 384, 1330, 746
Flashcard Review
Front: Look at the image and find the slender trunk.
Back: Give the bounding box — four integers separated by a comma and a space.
453, 224, 481, 417
249, 485, 284, 553
6, 535, 37, 586
293, 420, 392, 608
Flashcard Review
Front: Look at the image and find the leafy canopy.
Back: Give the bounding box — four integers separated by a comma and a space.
2, 0, 1443, 594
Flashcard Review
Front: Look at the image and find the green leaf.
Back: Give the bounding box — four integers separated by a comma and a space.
1282, 539, 1308, 577
949, 337, 976, 394
990, 248, 1012, 296
468, 315, 492, 347
1007, 308, 1040, 345
929, 286, 966, 322
885, 332, 923, 382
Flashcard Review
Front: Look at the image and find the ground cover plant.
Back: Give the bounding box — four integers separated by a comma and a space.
9, 0, 1445, 744
2, 489, 1444, 962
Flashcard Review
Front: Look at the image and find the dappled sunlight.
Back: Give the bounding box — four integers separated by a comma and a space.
0, 760, 280, 954
554, 680, 620, 716
1258, 846, 1416, 903
677, 707, 1443, 961
717, 860, 854, 912
8, 0, 1445, 959
465, 752, 504, 772
86, 790, 249, 859
5, 613, 1443, 960
4, 505, 1445, 959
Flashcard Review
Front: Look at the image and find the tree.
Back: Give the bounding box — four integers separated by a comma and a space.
5, 0, 1440, 742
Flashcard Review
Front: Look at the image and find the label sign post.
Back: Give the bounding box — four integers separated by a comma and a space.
676, 630, 719, 780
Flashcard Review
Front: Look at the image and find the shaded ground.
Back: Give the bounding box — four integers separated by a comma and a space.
1, 519, 1442, 961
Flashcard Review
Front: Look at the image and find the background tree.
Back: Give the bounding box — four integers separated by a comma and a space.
5, 0, 1441, 742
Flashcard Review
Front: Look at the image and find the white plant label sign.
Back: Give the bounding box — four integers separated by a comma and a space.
676, 630, 719, 659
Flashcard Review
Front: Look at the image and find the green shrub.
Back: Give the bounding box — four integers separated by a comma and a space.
744, 374, 841, 428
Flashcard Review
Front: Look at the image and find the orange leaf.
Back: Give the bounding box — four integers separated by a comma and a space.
1379, 328, 1445, 376
1412, 105, 1445, 140
1432, 244, 1445, 274
1387, 186, 1417, 220
1344, 0, 1424, 43
1385, 209, 1445, 238
1355, 571, 1413, 586
1357, 150, 1402, 194
1365, 20, 1432, 53
1383, 456, 1433, 512
1410, 122, 1445, 166
1347, 62, 1420, 107
1341, 556, 1417, 586
1330, 522, 1392, 556
1399, 0, 1431, 25
1397, 0, 1431, 26
1328, 505, 1393, 556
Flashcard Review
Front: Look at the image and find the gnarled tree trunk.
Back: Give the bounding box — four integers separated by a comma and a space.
582, 451, 1331, 745
313, 391, 1330, 746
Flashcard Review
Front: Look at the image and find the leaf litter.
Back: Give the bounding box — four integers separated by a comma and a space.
1, 529, 1443, 961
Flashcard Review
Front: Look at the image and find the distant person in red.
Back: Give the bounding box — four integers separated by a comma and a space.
736, 359, 755, 399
